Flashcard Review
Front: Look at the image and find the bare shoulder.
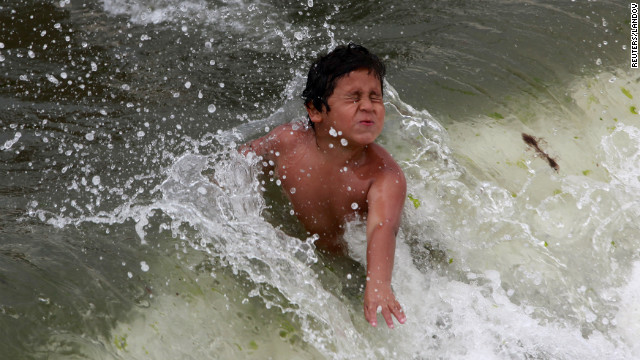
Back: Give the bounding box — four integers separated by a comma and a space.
365, 144, 406, 231
368, 143, 406, 187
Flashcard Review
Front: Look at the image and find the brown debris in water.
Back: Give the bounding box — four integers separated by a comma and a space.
522, 133, 559, 171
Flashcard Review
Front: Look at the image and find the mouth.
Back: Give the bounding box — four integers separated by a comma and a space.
358, 120, 375, 126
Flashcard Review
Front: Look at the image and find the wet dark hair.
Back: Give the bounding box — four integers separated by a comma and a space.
301, 43, 386, 128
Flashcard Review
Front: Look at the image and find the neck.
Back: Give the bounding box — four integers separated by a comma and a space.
314, 133, 368, 166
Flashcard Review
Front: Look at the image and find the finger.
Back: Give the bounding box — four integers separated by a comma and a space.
381, 307, 394, 329
391, 301, 406, 324
364, 304, 377, 327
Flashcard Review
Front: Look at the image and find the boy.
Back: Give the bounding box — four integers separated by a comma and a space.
241, 43, 406, 329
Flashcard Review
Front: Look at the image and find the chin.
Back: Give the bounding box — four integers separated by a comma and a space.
352, 136, 378, 146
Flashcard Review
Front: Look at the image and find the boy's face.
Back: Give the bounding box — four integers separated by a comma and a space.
308, 68, 385, 147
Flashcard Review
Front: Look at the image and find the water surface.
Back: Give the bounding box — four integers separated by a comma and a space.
1, 0, 638, 358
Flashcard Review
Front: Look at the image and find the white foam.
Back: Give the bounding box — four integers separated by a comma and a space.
614, 262, 640, 357
101, 0, 254, 31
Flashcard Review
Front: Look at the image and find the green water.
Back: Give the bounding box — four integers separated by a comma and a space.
1, 0, 639, 358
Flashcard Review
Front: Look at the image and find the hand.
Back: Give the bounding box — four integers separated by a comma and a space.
363, 282, 406, 328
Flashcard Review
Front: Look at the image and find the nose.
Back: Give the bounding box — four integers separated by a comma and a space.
358, 97, 373, 111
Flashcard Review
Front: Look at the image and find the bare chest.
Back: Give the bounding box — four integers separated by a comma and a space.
274, 152, 371, 231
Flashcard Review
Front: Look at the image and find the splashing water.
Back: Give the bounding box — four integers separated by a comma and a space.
2, 0, 639, 358
25, 70, 640, 359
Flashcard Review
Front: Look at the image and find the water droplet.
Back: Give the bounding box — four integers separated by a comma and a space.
28, 50, 35, 58
289, 209, 295, 215
340, 138, 348, 146
209, 60, 216, 65
1, 132, 21, 150
85, 132, 94, 141
60, 72, 67, 79
219, 82, 225, 88
46, 74, 59, 85
329, 127, 338, 137
351, 202, 358, 210
276, 179, 281, 186
184, 81, 191, 89
91, 62, 97, 72
595, 58, 602, 66
140, 261, 149, 272
208, 104, 216, 113
0, 42, 4, 48
38, 297, 50, 304
137, 130, 145, 137
92, 175, 100, 186
290, 187, 296, 194
127, 272, 133, 279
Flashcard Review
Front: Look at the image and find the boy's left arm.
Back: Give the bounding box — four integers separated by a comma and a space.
363, 165, 407, 329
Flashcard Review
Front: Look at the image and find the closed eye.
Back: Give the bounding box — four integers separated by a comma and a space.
370, 94, 383, 102
344, 93, 382, 103
347, 95, 361, 103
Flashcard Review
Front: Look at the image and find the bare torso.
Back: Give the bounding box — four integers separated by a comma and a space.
251, 122, 397, 253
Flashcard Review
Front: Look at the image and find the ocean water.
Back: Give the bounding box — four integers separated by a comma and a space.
1, 0, 638, 358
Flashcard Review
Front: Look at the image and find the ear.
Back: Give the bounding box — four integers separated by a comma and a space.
306, 102, 323, 125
